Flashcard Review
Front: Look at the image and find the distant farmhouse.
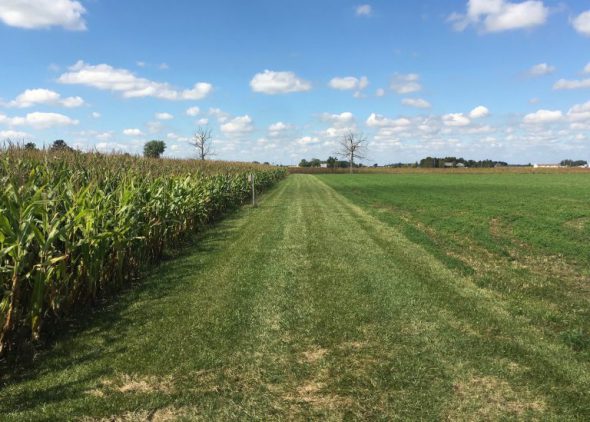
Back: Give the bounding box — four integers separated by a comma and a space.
534, 160, 589, 168
443, 162, 466, 168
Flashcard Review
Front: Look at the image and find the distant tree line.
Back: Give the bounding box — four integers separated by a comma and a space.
298, 155, 516, 169
560, 159, 588, 167
299, 156, 363, 168
418, 157, 508, 168
21, 140, 75, 152
382, 162, 418, 168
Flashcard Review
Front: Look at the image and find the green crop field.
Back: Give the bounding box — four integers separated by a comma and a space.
1, 172, 589, 420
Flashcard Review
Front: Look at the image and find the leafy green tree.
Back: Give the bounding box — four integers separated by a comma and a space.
560, 159, 588, 167
419, 157, 436, 168
50, 140, 73, 152
143, 140, 166, 158
309, 158, 322, 167
326, 156, 337, 168
24, 142, 37, 151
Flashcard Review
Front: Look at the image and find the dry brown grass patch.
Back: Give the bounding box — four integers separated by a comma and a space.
187, 369, 220, 393
284, 381, 352, 410
79, 406, 190, 422
400, 320, 437, 336
564, 217, 589, 232
489, 217, 504, 238
117, 374, 174, 394
300, 346, 328, 363
86, 374, 174, 398
446, 375, 546, 420
340, 340, 368, 350
439, 310, 481, 338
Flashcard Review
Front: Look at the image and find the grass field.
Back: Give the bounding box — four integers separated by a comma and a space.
1, 173, 589, 420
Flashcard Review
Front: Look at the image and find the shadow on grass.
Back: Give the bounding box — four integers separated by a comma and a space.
0, 206, 246, 393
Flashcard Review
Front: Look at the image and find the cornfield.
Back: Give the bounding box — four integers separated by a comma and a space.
0, 148, 286, 354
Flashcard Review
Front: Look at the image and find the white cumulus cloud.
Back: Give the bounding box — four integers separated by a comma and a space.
268, 122, 288, 132
268, 121, 290, 137
329, 78, 354, 90
60, 96, 84, 107
185, 106, 200, 116
356, 4, 372, 16
0, 129, 31, 139
328, 76, 369, 91
366, 113, 411, 128
572, 10, 590, 36
402, 98, 431, 109
123, 128, 143, 136
0, 111, 78, 129
321, 112, 355, 127
58, 61, 213, 100
469, 105, 489, 118
449, 0, 549, 33
250, 70, 311, 94
523, 109, 563, 124
391, 74, 422, 94
553, 78, 590, 90
155, 112, 173, 120
220, 115, 254, 134
296, 136, 320, 145
209, 108, 230, 123
442, 113, 471, 126
95, 142, 128, 153
528, 63, 555, 76
0, 0, 86, 30
566, 101, 590, 122
6, 88, 84, 108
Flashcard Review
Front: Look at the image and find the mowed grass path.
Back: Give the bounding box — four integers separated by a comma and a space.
1, 174, 589, 420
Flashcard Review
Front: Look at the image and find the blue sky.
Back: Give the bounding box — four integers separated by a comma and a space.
0, 0, 589, 164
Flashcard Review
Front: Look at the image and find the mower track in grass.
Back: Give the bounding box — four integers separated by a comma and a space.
1, 174, 588, 420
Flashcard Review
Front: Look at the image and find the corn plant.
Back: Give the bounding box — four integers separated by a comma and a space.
0, 149, 286, 354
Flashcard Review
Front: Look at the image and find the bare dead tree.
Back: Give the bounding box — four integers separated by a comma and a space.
337, 131, 367, 174
191, 126, 214, 160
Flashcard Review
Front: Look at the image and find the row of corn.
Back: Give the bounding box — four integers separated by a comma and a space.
0, 150, 286, 354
